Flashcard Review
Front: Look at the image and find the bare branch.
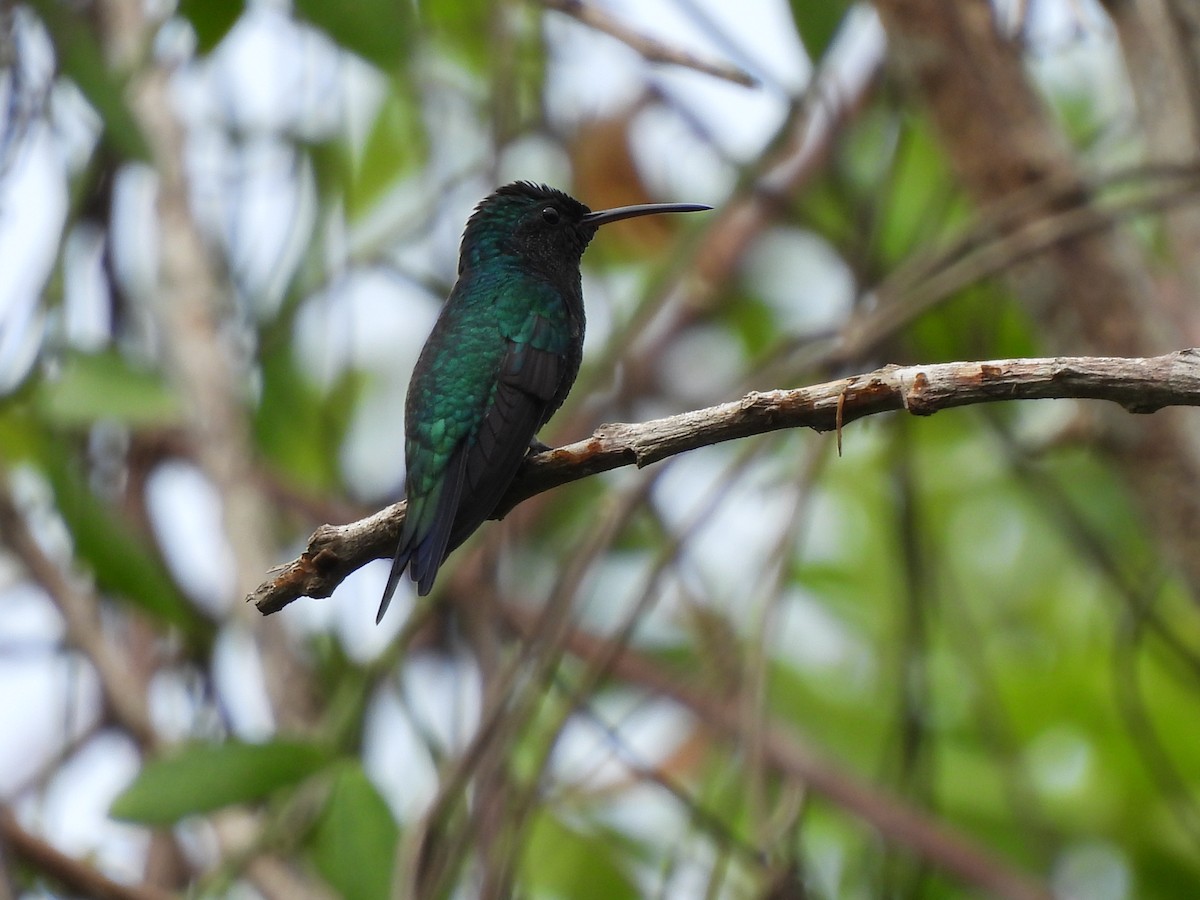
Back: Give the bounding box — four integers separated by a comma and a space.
0, 480, 158, 748
0, 807, 172, 900
873, 0, 1200, 599
250, 349, 1200, 615
541, 0, 759, 87
104, 0, 320, 731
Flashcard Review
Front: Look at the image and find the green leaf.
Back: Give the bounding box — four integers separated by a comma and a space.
25, 0, 151, 161
111, 741, 332, 824
38, 438, 206, 637
308, 763, 400, 900
877, 115, 958, 265
294, 0, 416, 71
179, 0, 244, 54
346, 87, 427, 219
716, 291, 776, 359
419, 0, 495, 72
790, 0, 849, 62
522, 813, 639, 900
37, 351, 181, 427
0, 407, 48, 464
253, 341, 363, 492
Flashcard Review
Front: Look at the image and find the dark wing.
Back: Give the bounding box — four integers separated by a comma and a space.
448, 317, 563, 549
377, 314, 563, 621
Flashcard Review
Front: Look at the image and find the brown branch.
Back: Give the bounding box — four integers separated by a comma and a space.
104, 0, 320, 732
250, 349, 1200, 615
873, 0, 1200, 601
0, 480, 158, 748
0, 807, 173, 900
541, 0, 758, 87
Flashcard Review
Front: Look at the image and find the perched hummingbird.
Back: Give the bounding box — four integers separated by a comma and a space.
377, 181, 709, 622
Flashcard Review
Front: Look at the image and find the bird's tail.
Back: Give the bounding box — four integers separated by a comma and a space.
377, 542, 414, 624
376, 446, 468, 623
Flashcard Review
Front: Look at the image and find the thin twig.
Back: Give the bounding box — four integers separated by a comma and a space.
250, 349, 1200, 615
541, 0, 758, 87
0, 808, 173, 900
501, 606, 1054, 900
0, 477, 158, 748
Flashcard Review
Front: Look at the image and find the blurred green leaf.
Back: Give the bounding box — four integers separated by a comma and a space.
347, 87, 427, 219
838, 108, 898, 192
877, 116, 957, 265
790, 0, 849, 62
716, 292, 777, 359
797, 174, 857, 249
906, 282, 1030, 362
420, 0, 494, 71
37, 351, 181, 427
0, 407, 48, 464
1, 380, 203, 637
308, 763, 399, 900
25, 0, 151, 161
41, 440, 205, 636
307, 136, 350, 207
253, 341, 363, 492
523, 813, 639, 900
294, 0, 416, 71
179, 0, 244, 54
111, 741, 331, 824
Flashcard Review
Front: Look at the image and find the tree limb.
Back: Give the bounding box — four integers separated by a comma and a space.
250, 349, 1200, 615
873, 0, 1200, 600
541, 0, 758, 87
0, 808, 172, 900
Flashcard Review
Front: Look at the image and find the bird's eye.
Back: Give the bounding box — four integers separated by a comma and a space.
541, 206, 560, 224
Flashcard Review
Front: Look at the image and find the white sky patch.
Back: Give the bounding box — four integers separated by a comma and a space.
659, 322, 747, 404
340, 387, 409, 498
291, 267, 443, 497
361, 685, 439, 822
771, 588, 876, 692
145, 461, 237, 611
497, 133, 575, 192
0, 647, 100, 794
0, 125, 66, 388
1025, 725, 1095, 798
575, 549, 658, 634
400, 652, 483, 755
1052, 840, 1132, 900
31, 730, 147, 881
212, 625, 277, 740
148, 669, 207, 743
652, 448, 797, 603
609, 0, 810, 157
741, 226, 856, 336
628, 105, 739, 203
294, 266, 439, 386
543, 14, 648, 127
0, 579, 64, 644
108, 165, 161, 346
550, 691, 695, 790
62, 224, 112, 350
330, 560, 411, 661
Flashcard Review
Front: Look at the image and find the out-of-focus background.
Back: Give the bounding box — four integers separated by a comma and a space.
3, 0, 1200, 897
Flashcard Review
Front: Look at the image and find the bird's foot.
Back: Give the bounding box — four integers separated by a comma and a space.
528, 437, 553, 454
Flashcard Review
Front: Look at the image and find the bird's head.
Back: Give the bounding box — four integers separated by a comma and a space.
458, 181, 709, 279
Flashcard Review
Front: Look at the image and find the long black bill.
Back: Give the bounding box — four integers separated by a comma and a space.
582, 201, 712, 227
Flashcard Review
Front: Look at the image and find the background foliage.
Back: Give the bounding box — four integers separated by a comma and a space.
3, 1, 1200, 898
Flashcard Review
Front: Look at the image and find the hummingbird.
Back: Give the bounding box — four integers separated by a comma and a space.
377, 181, 710, 622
